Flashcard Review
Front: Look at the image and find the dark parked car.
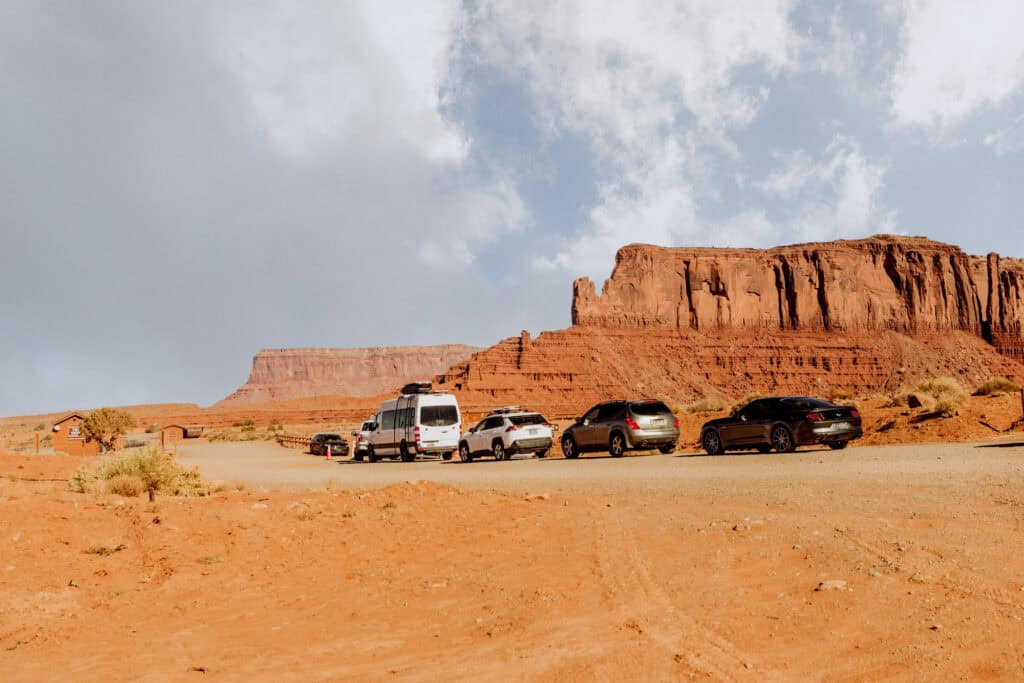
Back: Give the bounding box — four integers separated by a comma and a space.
699, 397, 862, 455
561, 399, 679, 458
309, 433, 349, 457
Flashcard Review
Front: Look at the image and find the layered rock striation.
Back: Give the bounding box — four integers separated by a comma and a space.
219, 345, 482, 405
572, 236, 1024, 354
439, 236, 1024, 415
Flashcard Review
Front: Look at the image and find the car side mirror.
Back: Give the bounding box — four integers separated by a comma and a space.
582, 419, 590, 427
350, 431, 358, 436
739, 414, 747, 422
552, 424, 560, 432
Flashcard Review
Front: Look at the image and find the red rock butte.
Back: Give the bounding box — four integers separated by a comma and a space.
218, 345, 482, 406
437, 235, 1024, 415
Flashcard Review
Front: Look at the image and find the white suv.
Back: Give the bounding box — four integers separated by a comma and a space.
350, 418, 375, 461
458, 407, 556, 462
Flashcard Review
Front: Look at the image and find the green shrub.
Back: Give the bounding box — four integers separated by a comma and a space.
69, 446, 210, 500
267, 419, 284, 432
105, 474, 145, 497
684, 398, 729, 414
82, 408, 135, 453
33, 423, 46, 431
974, 377, 1021, 396
144, 423, 161, 433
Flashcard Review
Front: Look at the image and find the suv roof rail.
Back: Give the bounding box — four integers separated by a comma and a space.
489, 405, 523, 415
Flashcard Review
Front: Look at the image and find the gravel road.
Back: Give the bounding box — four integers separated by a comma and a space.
177, 437, 1024, 493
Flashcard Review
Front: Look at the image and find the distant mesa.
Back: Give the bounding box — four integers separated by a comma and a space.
217, 345, 483, 406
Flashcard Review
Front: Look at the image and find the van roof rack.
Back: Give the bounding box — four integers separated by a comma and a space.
400, 381, 433, 395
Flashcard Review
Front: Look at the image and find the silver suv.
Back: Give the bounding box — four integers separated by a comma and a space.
561, 400, 679, 458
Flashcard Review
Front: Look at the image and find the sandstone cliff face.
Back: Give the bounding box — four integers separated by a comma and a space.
572, 236, 1024, 356
218, 345, 482, 405
439, 236, 1024, 416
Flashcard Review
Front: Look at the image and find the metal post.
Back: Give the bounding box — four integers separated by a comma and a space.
1020, 387, 1024, 421
35, 432, 40, 455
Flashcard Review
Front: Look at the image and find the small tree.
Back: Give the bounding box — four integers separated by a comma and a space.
82, 408, 135, 453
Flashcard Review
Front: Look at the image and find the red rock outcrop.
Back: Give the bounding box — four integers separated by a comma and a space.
218, 345, 482, 406
438, 236, 1024, 416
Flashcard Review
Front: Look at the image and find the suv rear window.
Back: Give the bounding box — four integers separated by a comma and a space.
509, 414, 547, 426
420, 405, 459, 427
629, 401, 671, 416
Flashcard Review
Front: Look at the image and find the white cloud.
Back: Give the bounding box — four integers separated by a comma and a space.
891, 0, 1024, 133
471, 0, 800, 277
755, 136, 894, 240
984, 113, 1024, 156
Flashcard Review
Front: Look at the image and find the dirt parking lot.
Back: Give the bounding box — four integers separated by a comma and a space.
3, 439, 1024, 681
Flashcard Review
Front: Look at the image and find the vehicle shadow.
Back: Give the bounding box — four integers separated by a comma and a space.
674, 446, 838, 458
974, 442, 1024, 449
533, 452, 662, 462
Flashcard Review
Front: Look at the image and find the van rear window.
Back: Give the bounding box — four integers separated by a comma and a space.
420, 405, 458, 427
630, 401, 671, 416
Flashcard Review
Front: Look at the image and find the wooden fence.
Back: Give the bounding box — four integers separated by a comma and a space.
276, 434, 310, 450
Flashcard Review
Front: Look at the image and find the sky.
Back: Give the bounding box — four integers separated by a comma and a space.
1, 0, 1023, 416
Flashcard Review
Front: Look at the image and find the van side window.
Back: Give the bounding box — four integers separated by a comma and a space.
381, 410, 396, 430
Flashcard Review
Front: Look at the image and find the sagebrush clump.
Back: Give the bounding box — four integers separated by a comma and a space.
684, 397, 729, 414
70, 446, 209, 500
974, 377, 1021, 396
912, 377, 967, 417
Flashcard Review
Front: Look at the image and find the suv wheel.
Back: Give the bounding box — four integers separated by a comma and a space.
771, 426, 795, 453
367, 446, 378, 463
828, 441, 848, 450
442, 451, 453, 461
609, 432, 626, 458
354, 451, 364, 462
535, 449, 548, 459
459, 442, 473, 463
492, 441, 506, 461
702, 430, 724, 455
561, 436, 579, 459
658, 444, 676, 455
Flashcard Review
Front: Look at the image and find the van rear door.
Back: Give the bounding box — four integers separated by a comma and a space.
418, 402, 460, 451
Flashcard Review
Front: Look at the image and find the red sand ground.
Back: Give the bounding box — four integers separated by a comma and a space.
2, 445, 1024, 681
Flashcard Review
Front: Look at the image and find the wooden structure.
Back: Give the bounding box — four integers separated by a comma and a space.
161, 425, 185, 448
52, 413, 101, 456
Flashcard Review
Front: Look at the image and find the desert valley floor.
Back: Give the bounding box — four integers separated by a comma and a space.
3, 438, 1024, 682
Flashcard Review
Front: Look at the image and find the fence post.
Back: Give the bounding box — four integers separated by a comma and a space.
35, 432, 40, 455
1020, 387, 1024, 421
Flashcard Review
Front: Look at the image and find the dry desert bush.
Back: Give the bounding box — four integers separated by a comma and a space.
683, 397, 729, 414
974, 377, 1021, 396
888, 377, 967, 417
71, 446, 209, 500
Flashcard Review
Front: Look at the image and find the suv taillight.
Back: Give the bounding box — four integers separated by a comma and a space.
506, 425, 521, 432
625, 417, 640, 430
807, 412, 825, 422
673, 416, 680, 428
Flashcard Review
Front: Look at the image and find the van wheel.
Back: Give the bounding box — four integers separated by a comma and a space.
561, 436, 579, 459
367, 446, 378, 463
399, 442, 415, 462
492, 441, 507, 461
771, 426, 795, 453
459, 443, 473, 463
609, 432, 626, 458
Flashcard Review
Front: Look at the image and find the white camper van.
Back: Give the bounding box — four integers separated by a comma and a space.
364, 382, 461, 462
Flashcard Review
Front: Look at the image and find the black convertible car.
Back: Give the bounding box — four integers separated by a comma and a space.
700, 397, 862, 455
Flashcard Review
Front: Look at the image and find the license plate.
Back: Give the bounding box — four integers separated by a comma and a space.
831, 422, 850, 431
529, 429, 538, 435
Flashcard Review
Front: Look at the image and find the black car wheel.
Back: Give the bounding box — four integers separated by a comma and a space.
609, 433, 626, 458
561, 436, 579, 459
459, 442, 473, 463
367, 446, 378, 463
702, 430, 724, 455
492, 441, 506, 461
771, 426, 795, 453
828, 441, 848, 450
